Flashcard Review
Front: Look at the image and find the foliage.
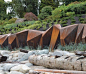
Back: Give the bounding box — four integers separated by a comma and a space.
71, 20, 76, 23
24, 12, 38, 21
62, 24, 67, 27
66, 12, 75, 17
62, 0, 85, 5
39, 6, 53, 20
58, 43, 86, 51
52, 5, 68, 21
8, 18, 17, 24
40, 0, 59, 11
60, 20, 67, 24
12, 0, 38, 17
79, 18, 84, 21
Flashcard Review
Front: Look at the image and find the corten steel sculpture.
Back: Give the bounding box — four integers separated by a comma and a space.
40, 26, 53, 48
0, 24, 86, 50
82, 24, 86, 43
16, 30, 28, 47
8, 34, 17, 49
60, 24, 78, 46
49, 25, 61, 51
75, 24, 84, 43
0, 34, 10, 47
27, 30, 43, 48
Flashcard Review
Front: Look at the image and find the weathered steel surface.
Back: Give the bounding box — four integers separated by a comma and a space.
16, 30, 28, 47
75, 24, 84, 43
8, 34, 17, 49
82, 24, 86, 43
27, 30, 43, 48
49, 25, 61, 51
0, 34, 10, 47
40, 26, 53, 48
60, 24, 78, 46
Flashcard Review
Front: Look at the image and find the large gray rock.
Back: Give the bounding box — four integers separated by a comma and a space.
0, 50, 10, 57
9, 71, 23, 74
0, 70, 5, 74
3, 63, 19, 71
35, 49, 49, 55
11, 64, 30, 73
25, 63, 33, 67
52, 50, 75, 56
18, 52, 26, 59
15, 18, 26, 23
18, 51, 35, 62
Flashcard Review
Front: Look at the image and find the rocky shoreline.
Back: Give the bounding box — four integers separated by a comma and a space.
0, 49, 86, 74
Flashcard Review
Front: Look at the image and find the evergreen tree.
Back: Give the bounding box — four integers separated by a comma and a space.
0, 0, 8, 19
40, 0, 59, 11
12, 0, 38, 18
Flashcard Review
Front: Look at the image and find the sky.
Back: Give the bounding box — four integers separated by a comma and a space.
4, 0, 12, 2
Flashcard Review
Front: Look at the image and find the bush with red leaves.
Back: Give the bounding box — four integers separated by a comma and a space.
24, 12, 38, 21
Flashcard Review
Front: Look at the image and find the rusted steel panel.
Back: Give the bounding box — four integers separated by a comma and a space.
16, 30, 28, 47
82, 24, 86, 43
8, 34, 17, 49
40, 27, 53, 48
0, 34, 10, 47
60, 24, 78, 46
75, 24, 84, 43
27, 30, 43, 48
49, 24, 61, 51
34, 69, 86, 74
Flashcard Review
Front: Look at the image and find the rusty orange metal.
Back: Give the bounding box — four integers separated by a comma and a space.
0, 34, 10, 47
40, 26, 53, 48
60, 24, 78, 46
49, 24, 61, 51
82, 24, 86, 43
8, 34, 17, 49
27, 30, 43, 48
75, 24, 84, 43
16, 29, 28, 47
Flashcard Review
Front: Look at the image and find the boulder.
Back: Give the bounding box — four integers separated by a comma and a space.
9, 71, 23, 74
15, 18, 26, 23
3, 63, 19, 71
11, 64, 30, 73
18, 51, 35, 62
35, 49, 49, 55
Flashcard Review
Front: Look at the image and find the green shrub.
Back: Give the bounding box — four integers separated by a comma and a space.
63, 24, 67, 27
80, 21, 84, 23
41, 6, 53, 15
43, 25, 46, 30
45, 16, 53, 23
66, 12, 75, 17
39, 6, 53, 20
35, 21, 41, 24
52, 5, 68, 20
71, 20, 76, 23
42, 22, 47, 25
58, 43, 86, 51
79, 18, 84, 21
8, 18, 17, 24
60, 20, 67, 24
67, 2, 86, 14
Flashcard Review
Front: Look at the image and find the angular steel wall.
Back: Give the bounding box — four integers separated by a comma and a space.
0, 24, 86, 50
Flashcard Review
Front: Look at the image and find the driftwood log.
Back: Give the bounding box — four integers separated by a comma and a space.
30, 69, 86, 74
29, 55, 86, 71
